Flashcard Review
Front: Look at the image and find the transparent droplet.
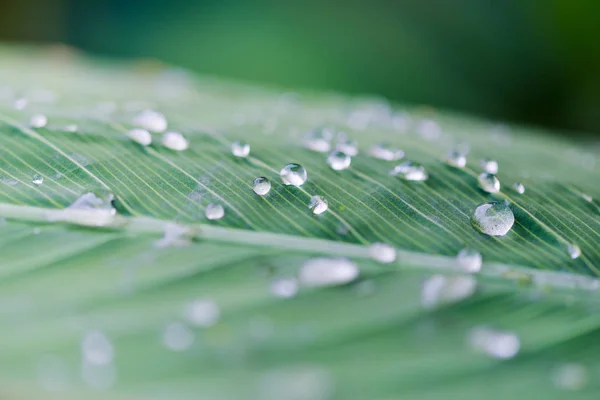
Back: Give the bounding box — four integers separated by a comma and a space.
299, 257, 359, 287
368, 243, 397, 263
335, 136, 358, 156
471, 201, 514, 236
327, 150, 351, 171
303, 127, 333, 152
512, 182, 525, 194
32, 173, 44, 185
65, 124, 78, 133
309, 195, 329, 215
480, 158, 499, 174
50, 191, 117, 227
582, 193, 593, 203
127, 128, 152, 146
162, 321, 194, 352
68, 192, 115, 212
253, 177, 271, 195
369, 143, 404, 161
184, 298, 220, 327
270, 278, 299, 298
421, 275, 477, 309
205, 203, 225, 220
81, 330, 113, 366
280, 163, 307, 186
231, 140, 250, 157
468, 326, 520, 359
416, 119, 441, 140
553, 363, 588, 391
30, 114, 48, 128
154, 223, 192, 248
456, 248, 482, 273
13, 97, 28, 110
478, 173, 500, 193
133, 109, 167, 132
446, 150, 467, 168
568, 244, 581, 260
161, 131, 188, 151
390, 161, 428, 181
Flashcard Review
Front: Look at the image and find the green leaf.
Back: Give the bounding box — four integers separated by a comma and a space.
0, 46, 599, 399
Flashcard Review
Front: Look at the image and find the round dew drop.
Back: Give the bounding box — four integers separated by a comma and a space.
133, 109, 167, 132
327, 150, 351, 171
568, 244, 581, 260
391, 161, 428, 181
480, 158, 499, 174
253, 177, 271, 196
456, 247, 482, 273
446, 150, 467, 168
421, 275, 477, 309
29, 114, 48, 128
369, 143, 404, 161
162, 322, 194, 352
368, 243, 397, 263
471, 201, 514, 236
280, 163, 307, 186
468, 326, 520, 359
205, 203, 225, 220
231, 140, 250, 157
512, 182, 525, 194
309, 195, 329, 215
127, 128, 152, 146
303, 127, 333, 152
161, 131, 188, 151
299, 257, 359, 287
335, 137, 359, 156
32, 174, 44, 185
478, 173, 500, 193
270, 278, 299, 299
185, 298, 220, 327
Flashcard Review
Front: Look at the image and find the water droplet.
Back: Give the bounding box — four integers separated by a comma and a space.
478, 173, 500, 193
1, 176, 18, 186
416, 119, 441, 140
81, 330, 113, 365
553, 363, 588, 390
335, 136, 358, 156
480, 158, 498, 174
581, 193, 593, 203
49, 191, 117, 226
303, 127, 333, 152
568, 244, 581, 260
299, 257, 359, 287
154, 223, 192, 248
468, 326, 520, 359
162, 321, 194, 352
390, 161, 428, 181
133, 109, 167, 132
368, 243, 397, 263
421, 275, 477, 309
446, 150, 467, 168
369, 143, 404, 161
13, 97, 28, 110
126, 128, 152, 146
471, 201, 514, 236
65, 124, 78, 133
512, 182, 525, 194
29, 114, 48, 128
231, 140, 250, 157
253, 177, 271, 196
309, 195, 329, 215
68, 192, 115, 212
161, 131, 188, 151
270, 278, 299, 298
327, 150, 351, 171
205, 203, 225, 220
456, 248, 482, 273
32, 174, 44, 185
185, 298, 220, 327
280, 163, 307, 186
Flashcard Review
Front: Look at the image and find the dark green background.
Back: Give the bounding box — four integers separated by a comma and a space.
2, 0, 600, 135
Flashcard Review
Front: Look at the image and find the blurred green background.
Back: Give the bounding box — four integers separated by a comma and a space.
1, 0, 599, 135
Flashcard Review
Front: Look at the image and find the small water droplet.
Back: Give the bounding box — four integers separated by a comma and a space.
370, 143, 404, 161
478, 173, 500, 193
553, 363, 588, 391
299, 257, 359, 287
308, 195, 328, 215
30, 114, 48, 128
270, 278, 299, 298
480, 159, 499, 174
446, 150, 467, 168
303, 127, 333, 152
471, 201, 514, 236
127, 128, 152, 146
335, 136, 358, 156
133, 109, 167, 132
205, 203, 225, 220
253, 177, 271, 195
390, 161, 428, 181
421, 275, 477, 309
154, 223, 191, 248
13, 97, 28, 110
161, 131, 188, 151
185, 298, 220, 327
327, 150, 351, 171
162, 321, 194, 352
456, 248, 482, 273
581, 193, 593, 203
468, 326, 520, 359
1, 176, 19, 186
416, 119, 441, 140
32, 173, 44, 185
65, 124, 78, 132
368, 243, 397, 263
568, 244, 581, 260
512, 182, 525, 194
280, 163, 307, 186
81, 330, 113, 366
231, 140, 250, 157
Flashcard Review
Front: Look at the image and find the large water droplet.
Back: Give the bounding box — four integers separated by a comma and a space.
471, 201, 514, 236
205, 203, 225, 220
327, 150, 351, 171
369, 143, 404, 161
446, 150, 467, 168
30, 114, 48, 128
553, 363, 588, 391
568, 244, 581, 260
368, 243, 397, 263
56, 192, 117, 226
280, 163, 307, 186
468, 326, 520, 359
480, 158, 499, 174
81, 330, 113, 366
421, 275, 477, 309
391, 161, 428, 181
299, 257, 359, 287
133, 109, 167, 132
232, 140, 250, 157
456, 248, 482, 273
162, 321, 194, 352
270, 278, 299, 299
303, 127, 333, 152
478, 173, 500, 193
127, 128, 152, 146
309, 196, 329, 215
32, 173, 44, 185
512, 182, 525, 194
185, 298, 220, 327
253, 177, 271, 196
161, 131, 188, 151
